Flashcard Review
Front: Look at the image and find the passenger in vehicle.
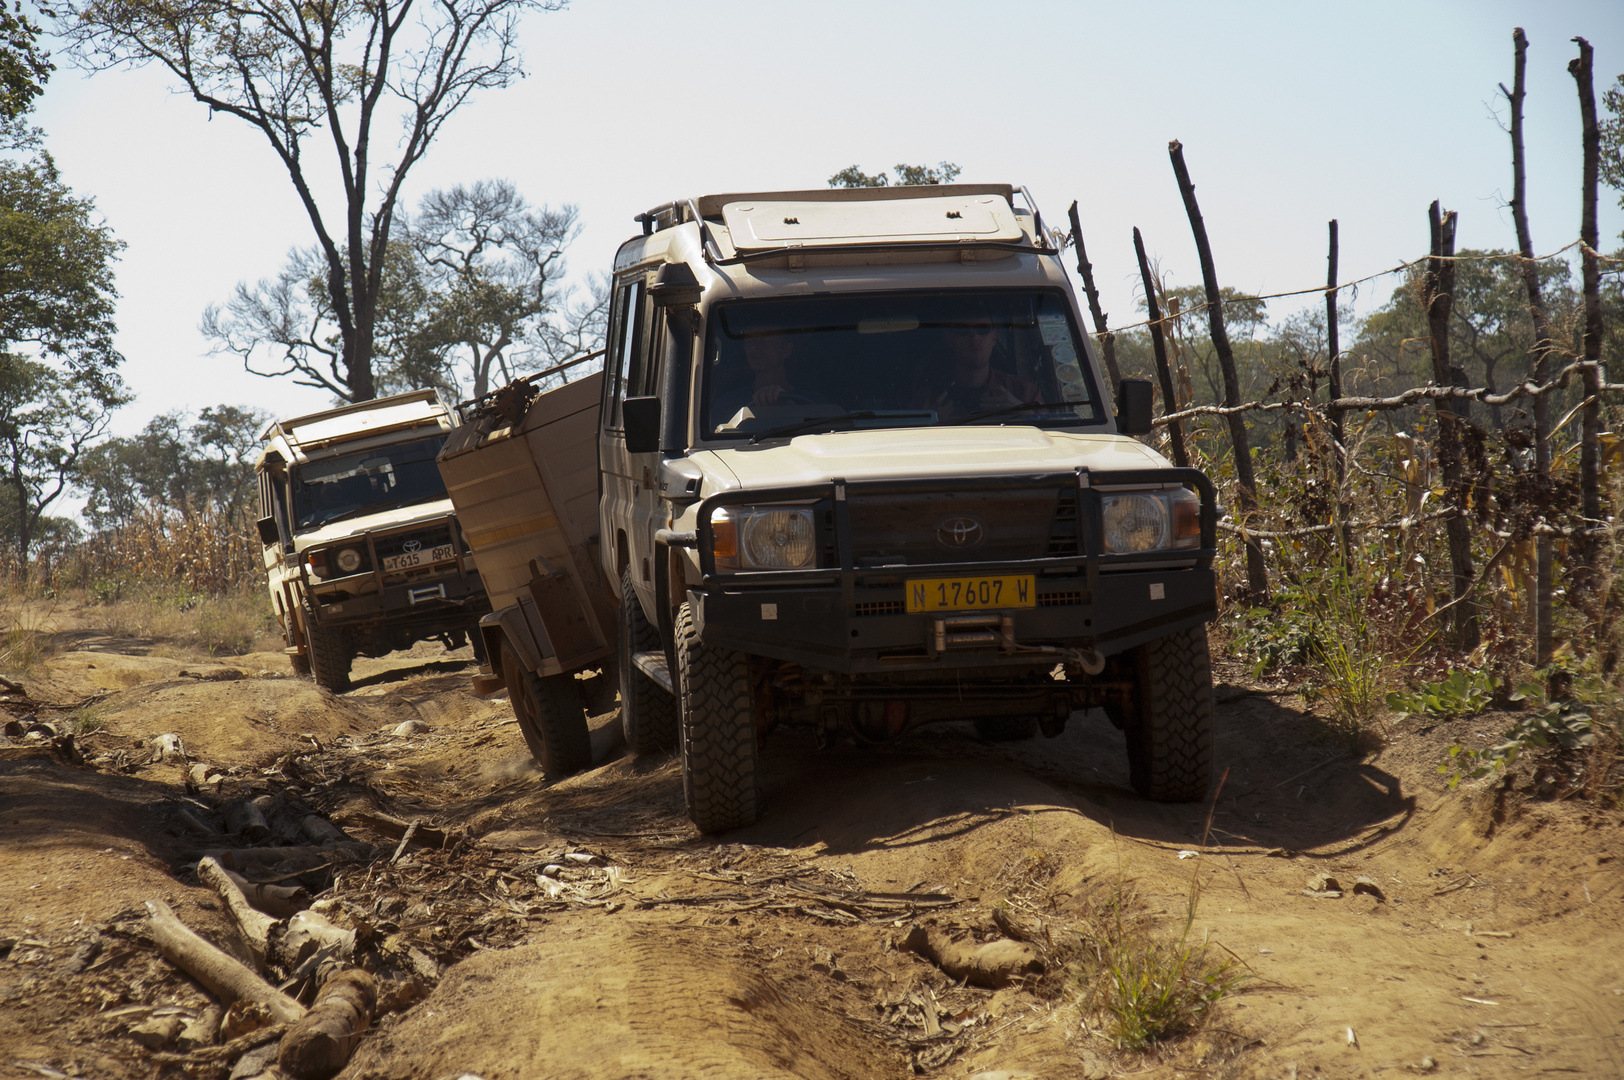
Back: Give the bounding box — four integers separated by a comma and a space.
923, 313, 1038, 421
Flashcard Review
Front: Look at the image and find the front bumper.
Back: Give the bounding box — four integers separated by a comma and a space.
668, 466, 1220, 675
308, 569, 488, 630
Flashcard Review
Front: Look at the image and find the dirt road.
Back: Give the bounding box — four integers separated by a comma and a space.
3, 616, 1621, 1079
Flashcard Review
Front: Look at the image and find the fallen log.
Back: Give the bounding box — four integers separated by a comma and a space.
299, 815, 348, 845
142, 900, 305, 1025
224, 869, 310, 919
899, 923, 1041, 989
223, 798, 271, 842
278, 969, 376, 1080
197, 856, 278, 968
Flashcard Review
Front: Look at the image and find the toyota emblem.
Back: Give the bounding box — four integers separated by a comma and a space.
402, 539, 422, 552
936, 516, 984, 547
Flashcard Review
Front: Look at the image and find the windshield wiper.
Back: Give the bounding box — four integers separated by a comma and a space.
749, 410, 936, 443
954, 400, 1080, 425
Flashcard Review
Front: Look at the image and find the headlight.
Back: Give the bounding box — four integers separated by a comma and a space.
711, 505, 816, 570
743, 508, 815, 568
335, 547, 363, 574
1101, 489, 1203, 553
1102, 493, 1168, 553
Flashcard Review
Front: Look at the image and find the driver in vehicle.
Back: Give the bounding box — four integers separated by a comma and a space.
925, 311, 1039, 421
713, 334, 804, 426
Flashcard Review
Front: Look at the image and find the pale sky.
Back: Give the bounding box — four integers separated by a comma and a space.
32, 0, 1624, 438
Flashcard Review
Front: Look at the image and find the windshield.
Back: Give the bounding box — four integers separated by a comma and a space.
291, 433, 449, 530
700, 290, 1103, 439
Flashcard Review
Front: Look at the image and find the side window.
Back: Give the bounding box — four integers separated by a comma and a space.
627, 284, 663, 400
603, 278, 645, 429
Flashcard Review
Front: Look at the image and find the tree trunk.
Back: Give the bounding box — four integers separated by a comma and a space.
1422, 201, 1480, 652
1570, 36, 1606, 588
1066, 201, 1123, 399
1167, 141, 1268, 601
1504, 26, 1555, 666
1131, 227, 1190, 468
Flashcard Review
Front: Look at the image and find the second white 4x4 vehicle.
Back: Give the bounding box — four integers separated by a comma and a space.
601, 184, 1219, 832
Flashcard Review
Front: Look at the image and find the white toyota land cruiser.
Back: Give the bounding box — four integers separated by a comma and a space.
598, 184, 1218, 832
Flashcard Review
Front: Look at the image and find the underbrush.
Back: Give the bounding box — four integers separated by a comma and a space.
0, 595, 59, 676
78, 583, 276, 657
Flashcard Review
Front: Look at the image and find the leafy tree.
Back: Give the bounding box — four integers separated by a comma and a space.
0, 1, 51, 121
204, 180, 605, 401
828, 161, 962, 188
0, 357, 124, 559
0, 153, 125, 560
79, 404, 266, 528
400, 180, 602, 399
1600, 72, 1624, 226
63, 0, 566, 402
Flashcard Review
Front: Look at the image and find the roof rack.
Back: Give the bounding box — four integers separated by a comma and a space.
634, 184, 1054, 268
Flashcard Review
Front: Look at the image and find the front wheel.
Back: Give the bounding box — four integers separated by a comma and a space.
1120, 625, 1214, 802
502, 640, 591, 780
619, 567, 677, 755
675, 602, 760, 833
301, 600, 351, 693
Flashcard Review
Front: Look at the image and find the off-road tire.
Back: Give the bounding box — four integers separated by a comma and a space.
974, 715, 1039, 741
1121, 625, 1214, 802
502, 640, 591, 780
301, 600, 351, 693
619, 567, 677, 754
675, 602, 760, 833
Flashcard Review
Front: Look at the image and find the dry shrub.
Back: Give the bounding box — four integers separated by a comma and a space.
0, 595, 59, 676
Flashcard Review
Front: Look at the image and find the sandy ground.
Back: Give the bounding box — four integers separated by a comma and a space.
2, 609, 1622, 1079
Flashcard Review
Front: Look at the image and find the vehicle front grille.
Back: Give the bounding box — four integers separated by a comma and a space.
1038, 590, 1084, 607
855, 600, 904, 617
847, 488, 1076, 567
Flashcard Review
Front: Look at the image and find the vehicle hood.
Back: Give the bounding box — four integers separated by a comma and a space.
694, 427, 1168, 492
290, 498, 458, 550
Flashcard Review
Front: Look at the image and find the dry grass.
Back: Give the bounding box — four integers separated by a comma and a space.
0, 595, 59, 677
87, 585, 276, 657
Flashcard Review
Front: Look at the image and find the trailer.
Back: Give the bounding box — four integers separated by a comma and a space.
436, 365, 617, 778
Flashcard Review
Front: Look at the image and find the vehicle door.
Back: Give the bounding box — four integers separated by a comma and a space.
598, 269, 661, 613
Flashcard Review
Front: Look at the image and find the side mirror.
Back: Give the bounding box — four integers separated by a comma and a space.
648, 262, 702, 307
623, 396, 661, 454
1115, 378, 1155, 437
256, 516, 281, 546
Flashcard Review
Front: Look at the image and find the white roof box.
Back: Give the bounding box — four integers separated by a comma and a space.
722, 192, 1025, 255
271, 389, 450, 453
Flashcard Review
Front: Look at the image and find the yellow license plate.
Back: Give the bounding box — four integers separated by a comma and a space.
905, 574, 1036, 613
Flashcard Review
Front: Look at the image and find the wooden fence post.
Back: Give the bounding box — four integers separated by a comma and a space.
1132, 227, 1190, 469
1504, 26, 1556, 666
1326, 219, 1353, 562
1167, 140, 1268, 602
1570, 36, 1606, 587
1067, 201, 1123, 400
1422, 201, 1481, 652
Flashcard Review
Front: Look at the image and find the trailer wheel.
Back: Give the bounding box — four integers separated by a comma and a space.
301, 600, 351, 692
675, 601, 759, 833
619, 567, 677, 754
502, 640, 591, 780
1120, 626, 1214, 802
973, 715, 1039, 741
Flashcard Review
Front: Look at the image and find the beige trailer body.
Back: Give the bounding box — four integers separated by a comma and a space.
437, 371, 617, 682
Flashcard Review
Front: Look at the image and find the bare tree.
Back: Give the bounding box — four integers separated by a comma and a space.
63, 0, 565, 402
